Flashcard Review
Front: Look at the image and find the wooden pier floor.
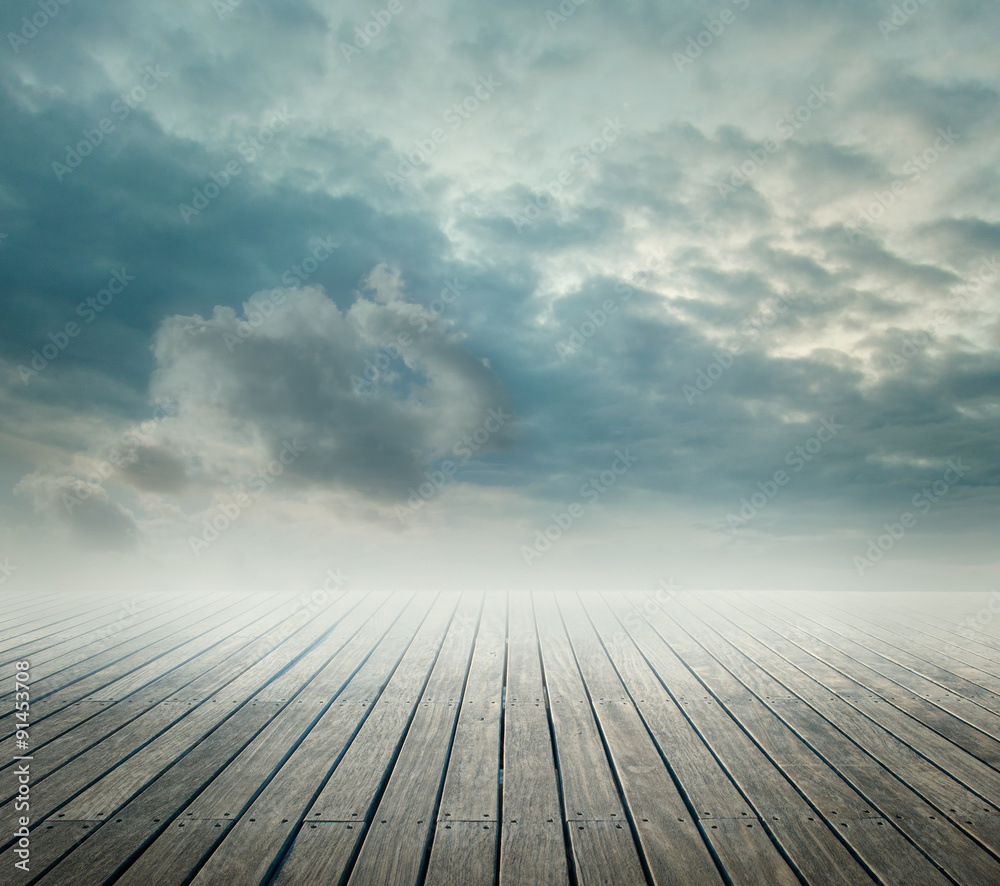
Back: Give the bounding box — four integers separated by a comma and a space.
3, 589, 1000, 885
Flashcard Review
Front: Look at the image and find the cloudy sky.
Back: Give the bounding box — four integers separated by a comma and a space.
1, 0, 998, 596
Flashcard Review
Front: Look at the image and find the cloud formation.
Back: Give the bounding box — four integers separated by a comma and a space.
14, 471, 140, 552
1, 0, 998, 590
143, 268, 516, 502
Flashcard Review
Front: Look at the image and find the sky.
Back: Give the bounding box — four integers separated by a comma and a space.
0, 0, 998, 597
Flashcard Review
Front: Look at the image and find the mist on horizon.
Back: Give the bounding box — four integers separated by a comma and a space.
1, 0, 998, 599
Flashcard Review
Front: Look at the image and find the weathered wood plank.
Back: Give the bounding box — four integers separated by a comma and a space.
595, 591, 869, 886
500, 592, 569, 886
726, 593, 1000, 769
344, 593, 481, 886
669, 593, 1000, 885
624, 591, 950, 885
786, 593, 1000, 701
0, 593, 296, 819
0, 590, 202, 677
425, 821, 496, 886
188, 593, 457, 886
0, 820, 101, 877
271, 822, 364, 886
11, 589, 1000, 886
568, 820, 647, 886
702, 594, 1000, 819
561, 593, 728, 886
113, 820, 235, 886
533, 592, 647, 886
182, 592, 419, 820
847, 592, 1000, 669
0, 591, 260, 747
425, 592, 505, 886
0, 590, 139, 655
62, 591, 411, 886
305, 594, 458, 821
35, 591, 364, 821
435, 592, 505, 819
15, 594, 391, 885
534, 592, 626, 821
0, 590, 276, 761
780, 591, 1000, 702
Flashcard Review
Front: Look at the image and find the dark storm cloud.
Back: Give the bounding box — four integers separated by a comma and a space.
14, 472, 140, 552
113, 442, 189, 494
0, 74, 455, 414
0, 0, 998, 562
142, 278, 517, 501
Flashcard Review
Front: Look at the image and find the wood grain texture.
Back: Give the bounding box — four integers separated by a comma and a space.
4, 589, 999, 886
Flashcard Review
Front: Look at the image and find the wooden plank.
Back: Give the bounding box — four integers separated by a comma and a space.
0, 820, 102, 877
304, 594, 459, 820
109, 820, 235, 886
31, 592, 402, 885
500, 820, 568, 886
533, 592, 647, 886
88, 594, 294, 701
425, 593, 506, 886
533, 592, 627, 821
108, 593, 417, 886
344, 592, 482, 886
665, 592, 1000, 886
27, 591, 361, 822
435, 592, 505, 819
182, 592, 422, 819
903, 593, 1000, 651
499, 592, 569, 886
729, 592, 1000, 769
30, 819, 153, 886
792, 591, 1000, 700
568, 820, 647, 886
0, 591, 256, 746
560, 593, 728, 886
0, 593, 292, 817
854, 593, 1000, 669
10, 589, 1000, 885
0, 591, 145, 657
0, 590, 271, 757
120, 589, 398, 823
236, 593, 469, 886
188, 593, 457, 886
0, 590, 203, 678
271, 822, 364, 886
502, 592, 561, 820
0, 593, 280, 741
623, 590, 952, 886
98, 598, 398, 819
0, 588, 66, 631
353, 696, 466, 829
705, 594, 1000, 819
137, 596, 400, 826
593, 591, 870, 886
791, 594, 1000, 702
593, 594, 771, 815
28, 817, 220, 886
1, 591, 231, 686
425, 821, 496, 886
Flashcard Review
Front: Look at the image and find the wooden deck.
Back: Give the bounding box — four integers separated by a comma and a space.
3, 589, 1000, 885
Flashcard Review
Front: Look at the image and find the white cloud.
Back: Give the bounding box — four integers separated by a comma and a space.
143, 271, 517, 501
14, 471, 140, 551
